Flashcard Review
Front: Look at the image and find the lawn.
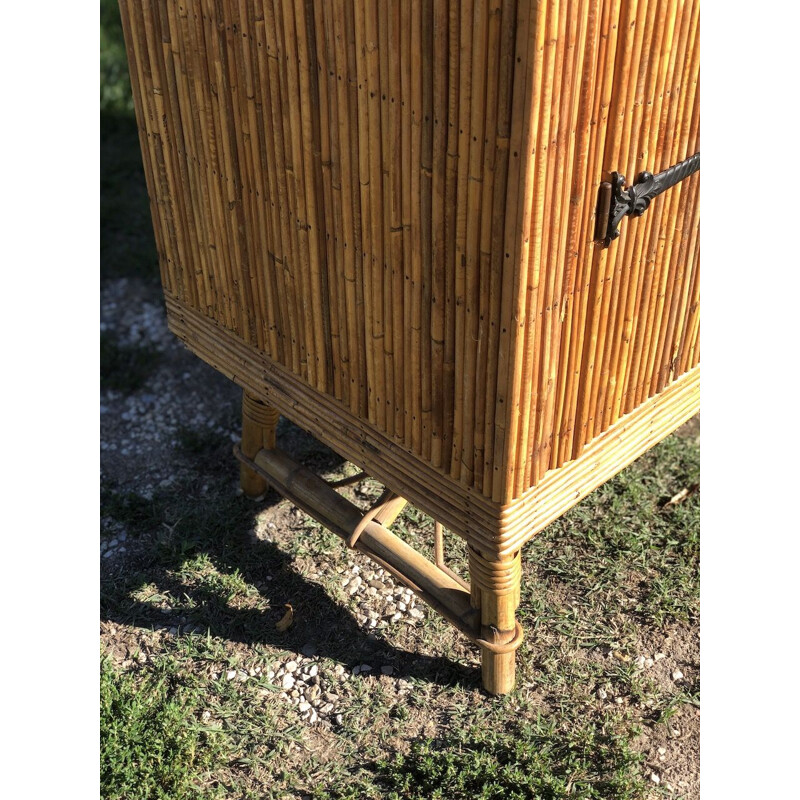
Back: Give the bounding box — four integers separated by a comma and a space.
101, 2, 699, 797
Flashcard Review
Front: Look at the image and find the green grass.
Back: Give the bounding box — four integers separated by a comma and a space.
100, 656, 228, 800
526, 434, 700, 634
100, 0, 134, 118
96, 5, 699, 794
100, 332, 161, 393
100, 423, 699, 798
361, 714, 645, 800
175, 426, 233, 458
101, 0, 159, 283
100, 0, 699, 788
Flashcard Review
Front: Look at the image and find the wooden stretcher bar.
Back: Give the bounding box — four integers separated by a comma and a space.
236, 393, 524, 694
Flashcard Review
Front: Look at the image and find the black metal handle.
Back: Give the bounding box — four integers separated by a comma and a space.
594, 151, 700, 247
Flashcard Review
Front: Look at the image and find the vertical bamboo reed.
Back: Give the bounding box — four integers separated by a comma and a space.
377, 0, 395, 437
429, 0, 448, 467
450, 0, 474, 482
492, 0, 538, 504
603, 0, 675, 426
472, 0, 503, 491
442, 0, 460, 476
548, 0, 600, 471
459, 0, 489, 486
479, 0, 515, 495
514, 0, 555, 495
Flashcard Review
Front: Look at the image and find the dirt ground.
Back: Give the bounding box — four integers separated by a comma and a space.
101, 274, 699, 799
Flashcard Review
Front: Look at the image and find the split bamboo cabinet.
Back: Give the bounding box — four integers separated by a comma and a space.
119, 0, 700, 695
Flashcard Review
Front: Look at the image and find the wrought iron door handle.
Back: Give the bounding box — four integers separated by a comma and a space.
594, 151, 700, 247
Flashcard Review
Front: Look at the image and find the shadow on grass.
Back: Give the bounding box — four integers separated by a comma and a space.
100, 431, 477, 693
101, 0, 159, 284
101, 112, 160, 284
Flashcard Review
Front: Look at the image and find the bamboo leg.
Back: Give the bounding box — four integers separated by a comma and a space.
240, 391, 280, 499
468, 546, 522, 695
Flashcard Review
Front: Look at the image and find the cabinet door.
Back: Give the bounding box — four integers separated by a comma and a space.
515, 0, 700, 492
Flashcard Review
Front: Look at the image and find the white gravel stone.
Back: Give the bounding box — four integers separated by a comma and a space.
650, 773, 661, 785
672, 669, 684, 681
335, 714, 343, 725
307, 664, 318, 678
282, 674, 296, 690
654, 652, 666, 661
226, 669, 237, 681
285, 660, 298, 673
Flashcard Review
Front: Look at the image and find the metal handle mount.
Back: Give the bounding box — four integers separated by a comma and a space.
594, 151, 700, 247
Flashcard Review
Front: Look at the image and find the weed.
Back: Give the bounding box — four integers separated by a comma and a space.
175, 426, 231, 458
318, 714, 646, 800
100, 657, 227, 800
100, 332, 161, 393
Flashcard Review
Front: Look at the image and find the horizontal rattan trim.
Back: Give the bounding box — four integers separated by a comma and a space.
166, 295, 699, 556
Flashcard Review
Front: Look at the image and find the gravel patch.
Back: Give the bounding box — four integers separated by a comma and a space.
101, 278, 243, 504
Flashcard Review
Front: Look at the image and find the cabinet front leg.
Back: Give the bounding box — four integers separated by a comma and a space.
468, 546, 522, 695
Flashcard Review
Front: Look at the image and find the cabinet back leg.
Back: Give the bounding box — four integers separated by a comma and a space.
240, 392, 280, 499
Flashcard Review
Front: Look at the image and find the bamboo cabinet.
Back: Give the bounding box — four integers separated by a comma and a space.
119, 0, 700, 695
